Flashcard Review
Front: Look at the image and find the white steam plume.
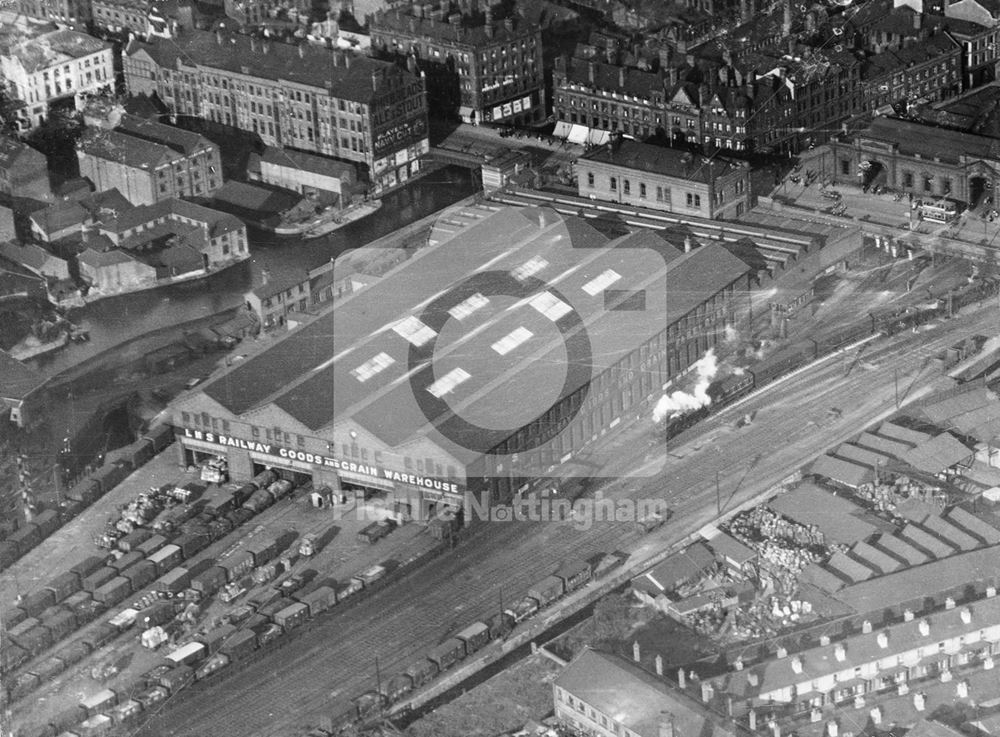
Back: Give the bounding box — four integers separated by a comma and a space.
653, 349, 719, 423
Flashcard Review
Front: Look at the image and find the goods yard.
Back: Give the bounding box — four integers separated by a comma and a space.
2, 445, 440, 736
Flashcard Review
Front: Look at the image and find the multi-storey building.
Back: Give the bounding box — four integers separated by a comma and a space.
124, 29, 429, 192
0, 136, 51, 201
77, 116, 222, 206
16, 0, 91, 27
576, 138, 751, 219
92, 0, 194, 35
0, 30, 114, 130
370, 2, 545, 126
942, 3, 1000, 89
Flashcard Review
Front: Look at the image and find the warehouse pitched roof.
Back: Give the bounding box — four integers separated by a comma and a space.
809, 454, 874, 489
901, 432, 974, 475
580, 139, 747, 185
633, 542, 715, 595
195, 206, 747, 465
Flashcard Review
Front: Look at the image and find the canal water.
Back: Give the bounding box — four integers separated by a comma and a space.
28, 167, 479, 378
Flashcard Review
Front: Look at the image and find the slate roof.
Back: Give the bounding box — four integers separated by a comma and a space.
769, 482, 879, 545
855, 431, 912, 458
562, 55, 668, 100
371, 7, 536, 47
833, 442, 893, 470
633, 542, 715, 595
860, 33, 959, 82
557, 648, 737, 737
711, 592, 1000, 700
261, 147, 355, 180
78, 128, 179, 170
114, 115, 215, 157
809, 454, 874, 489
945, 506, 1000, 545
192, 206, 746, 464
848, 540, 903, 575
126, 29, 407, 103
872, 532, 930, 567
705, 531, 757, 566
859, 117, 1000, 165
580, 139, 747, 185
3, 30, 110, 73
900, 432, 974, 474
0, 241, 65, 274
920, 515, 980, 551
0, 136, 45, 171
877, 420, 929, 446
899, 523, 959, 558
825, 551, 877, 583
833, 543, 1000, 612
78, 248, 141, 267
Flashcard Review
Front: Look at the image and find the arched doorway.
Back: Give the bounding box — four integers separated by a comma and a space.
859, 160, 887, 193
969, 175, 990, 210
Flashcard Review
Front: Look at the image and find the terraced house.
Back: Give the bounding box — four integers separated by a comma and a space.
123, 28, 429, 192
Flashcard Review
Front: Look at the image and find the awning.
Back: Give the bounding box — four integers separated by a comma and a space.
553, 120, 573, 139
586, 128, 611, 146
567, 124, 590, 145
459, 106, 476, 120
337, 468, 396, 491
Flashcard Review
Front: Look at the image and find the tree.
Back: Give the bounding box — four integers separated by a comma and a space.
0, 77, 26, 136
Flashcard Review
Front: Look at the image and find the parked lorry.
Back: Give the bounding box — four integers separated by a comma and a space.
357, 521, 395, 544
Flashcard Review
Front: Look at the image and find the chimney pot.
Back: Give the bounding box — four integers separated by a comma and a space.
988, 585, 997, 598
791, 657, 803, 674
834, 644, 846, 662
877, 632, 889, 649
862, 620, 872, 633
776, 646, 788, 659
962, 607, 972, 624
945, 597, 956, 610
919, 619, 930, 636
904, 609, 915, 622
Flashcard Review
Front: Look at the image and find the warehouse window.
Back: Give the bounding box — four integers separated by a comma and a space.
297, 434, 305, 448
361, 448, 368, 461
639, 183, 646, 198
374, 450, 383, 463
202, 412, 210, 426
587, 172, 594, 188
351, 443, 360, 458
404, 456, 413, 470
222, 420, 230, 434
609, 177, 617, 191
181, 411, 189, 425
252, 426, 260, 439
342, 443, 350, 456
623, 180, 630, 195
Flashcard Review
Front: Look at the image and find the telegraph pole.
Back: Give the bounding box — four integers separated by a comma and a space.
716, 470, 721, 515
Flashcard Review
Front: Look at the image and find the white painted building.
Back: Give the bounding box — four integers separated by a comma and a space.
0, 29, 114, 130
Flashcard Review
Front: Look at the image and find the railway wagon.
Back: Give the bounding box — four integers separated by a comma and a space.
158, 664, 196, 694
81, 687, 118, 716
251, 469, 278, 491
219, 629, 258, 661
426, 637, 466, 672
135, 534, 169, 557
110, 551, 143, 572
16, 624, 52, 656
245, 536, 280, 567
455, 621, 490, 656
232, 483, 256, 506
174, 532, 210, 560
7, 616, 40, 643
195, 652, 230, 680
42, 609, 78, 642
33, 509, 62, 538
2, 606, 27, 630
198, 623, 238, 655
134, 685, 169, 710
64, 591, 95, 619
104, 446, 135, 475
506, 595, 539, 623
528, 575, 565, 608
404, 658, 440, 690
267, 479, 294, 501
9, 523, 41, 557
255, 623, 284, 647
166, 641, 206, 667
45, 571, 82, 604
110, 697, 143, 725
121, 560, 157, 592
555, 559, 593, 592
203, 490, 235, 518
138, 601, 176, 629
185, 557, 216, 580
67, 478, 102, 504
1, 641, 29, 673
147, 544, 183, 576
142, 423, 175, 454
273, 602, 309, 631
297, 585, 337, 618
155, 567, 191, 595
0, 541, 19, 570
83, 622, 119, 651
56, 639, 93, 668
30, 654, 67, 681
243, 488, 276, 514
129, 437, 156, 468
72, 555, 107, 580
381, 672, 415, 702
9, 672, 40, 701
191, 566, 228, 595
354, 691, 386, 720
93, 576, 133, 607
21, 588, 57, 617
319, 705, 362, 735
219, 550, 255, 582
116, 529, 153, 554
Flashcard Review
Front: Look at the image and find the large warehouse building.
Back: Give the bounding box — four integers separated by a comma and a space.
170, 205, 751, 521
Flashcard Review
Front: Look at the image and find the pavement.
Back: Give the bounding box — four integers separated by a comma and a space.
110, 300, 1000, 737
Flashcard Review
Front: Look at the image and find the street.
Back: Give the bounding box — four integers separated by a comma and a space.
121, 298, 1000, 737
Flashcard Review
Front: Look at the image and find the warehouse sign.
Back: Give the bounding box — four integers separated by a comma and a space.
181, 428, 463, 493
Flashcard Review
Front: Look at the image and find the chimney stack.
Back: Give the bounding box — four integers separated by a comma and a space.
216, 29, 224, 44
589, 61, 595, 84
344, 51, 351, 68
503, 16, 513, 32
677, 668, 686, 689
485, 8, 494, 38
299, 42, 306, 58
619, 67, 625, 88
633, 640, 641, 662
655, 654, 663, 676
914, 10, 921, 29
659, 713, 675, 737
250, 35, 257, 51
862, 620, 872, 633
749, 710, 757, 732
782, 0, 791, 36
